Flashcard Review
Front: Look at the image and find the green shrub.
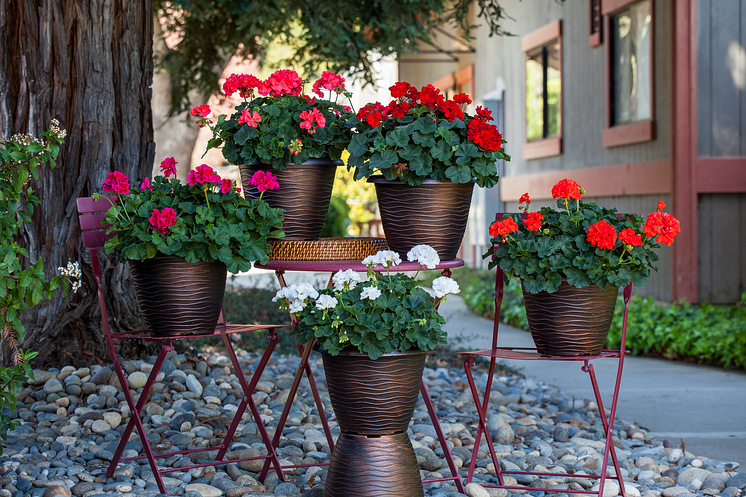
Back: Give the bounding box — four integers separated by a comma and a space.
320, 195, 351, 238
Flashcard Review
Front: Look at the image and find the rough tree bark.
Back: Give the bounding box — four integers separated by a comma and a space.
0, 0, 155, 366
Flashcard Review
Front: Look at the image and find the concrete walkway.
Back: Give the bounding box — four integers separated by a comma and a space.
439, 294, 746, 468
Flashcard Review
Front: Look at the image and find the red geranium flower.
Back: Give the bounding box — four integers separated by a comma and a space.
386, 100, 411, 119
312, 71, 345, 97
390, 82, 414, 99
644, 211, 681, 246
264, 69, 304, 97
160, 157, 177, 177
657, 200, 666, 211
356, 102, 388, 127
467, 118, 502, 151
519, 193, 531, 205
190, 105, 211, 118
148, 207, 177, 235
551, 179, 583, 200
299, 108, 326, 134
453, 93, 472, 105
586, 220, 618, 250
523, 212, 544, 231
418, 84, 444, 110
238, 109, 262, 127
489, 217, 520, 239
102, 171, 130, 195
619, 228, 643, 247
475, 106, 493, 121
222, 74, 261, 98
439, 100, 464, 122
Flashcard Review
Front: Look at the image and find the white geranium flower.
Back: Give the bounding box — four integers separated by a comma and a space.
362, 254, 380, 267
315, 294, 339, 311
272, 287, 295, 302
375, 250, 402, 268
407, 244, 440, 269
288, 299, 306, 313
332, 269, 362, 291
432, 276, 460, 298
293, 282, 319, 301
360, 286, 382, 300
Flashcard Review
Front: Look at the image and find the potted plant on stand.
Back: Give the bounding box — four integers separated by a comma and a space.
99, 158, 284, 336
196, 70, 353, 240
486, 179, 681, 356
347, 82, 510, 259
273, 245, 460, 497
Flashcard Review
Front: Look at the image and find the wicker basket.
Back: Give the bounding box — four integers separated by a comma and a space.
267, 237, 389, 261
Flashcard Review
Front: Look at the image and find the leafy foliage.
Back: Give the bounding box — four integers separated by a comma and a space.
155, 0, 525, 112
488, 199, 666, 294
292, 272, 448, 360
0, 123, 71, 453
208, 91, 353, 169
102, 174, 284, 273
348, 89, 509, 187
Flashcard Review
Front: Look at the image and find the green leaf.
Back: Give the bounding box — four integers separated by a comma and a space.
348, 134, 369, 157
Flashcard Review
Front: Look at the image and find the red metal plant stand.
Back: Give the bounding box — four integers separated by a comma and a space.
459, 259, 633, 497
256, 259, 467, 493
77, 196, 285, 495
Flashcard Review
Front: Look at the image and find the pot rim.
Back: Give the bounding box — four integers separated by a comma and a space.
128, 254, 228, 267
367, 175, 476, 185
520, 278, 620, 295
246, 154, 343, 168
317, 347, 427, 358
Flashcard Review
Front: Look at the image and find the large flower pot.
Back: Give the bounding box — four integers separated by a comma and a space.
321, 348, 425, 497
129, 255, 227, 337
369, 177, 474, 260
522, 280, 619, 356
239, 156, 340, 241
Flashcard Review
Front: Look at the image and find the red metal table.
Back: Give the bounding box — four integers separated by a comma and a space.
255, 258, 466, 493
459, 264, 633, 497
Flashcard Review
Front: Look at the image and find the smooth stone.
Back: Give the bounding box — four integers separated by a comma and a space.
42, 486, 71, 497
185, 483, 222, 496
590, 480, 620, 497
662, 487, 691, 497
91, 420, 111, 433
31, 370, 57, 385
103, 412, 122, 428
275, 481, 301, 495
44, 378, 64, 394
186, 375, 203, 396
677, 468, 712, 486
225, 488, 253, 497
726, 474, 746, 490
127, 371, 148, 389
495, 425, 515, 444
466, 482, 492, 497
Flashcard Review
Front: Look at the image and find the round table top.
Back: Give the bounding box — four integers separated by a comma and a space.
257, 258, 464, 273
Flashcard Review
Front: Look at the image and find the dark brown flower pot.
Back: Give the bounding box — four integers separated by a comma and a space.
522, 280, 619, 356
129, 255, 226, 337
239, 157, 340, 241
369, 177, 474, 260
321, 348, 425, 497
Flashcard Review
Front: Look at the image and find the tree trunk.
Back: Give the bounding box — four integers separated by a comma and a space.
0, 0, 156, 367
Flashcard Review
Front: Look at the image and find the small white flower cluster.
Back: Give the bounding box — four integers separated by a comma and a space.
58, 261, 82, 292
362, 250, 402, 269
431, 276, 460, 299
332, 269, 362, 291
360, 286, 382, 300
407, 244, 440, 269
272, 282, 319, 313
315, 294, 339, 311
10, 133, 41, 147
50, 119, 67, 140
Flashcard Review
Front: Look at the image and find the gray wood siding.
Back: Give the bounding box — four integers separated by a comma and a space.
698, 193, 746, 303
469, 0, 671, 178
697, 0, 746, 157
504, 194, 672, 301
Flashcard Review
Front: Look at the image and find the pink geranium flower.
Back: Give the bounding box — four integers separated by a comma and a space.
160, 157, 177, 177
140, 177, 153, 191
190, 105, 211, 118
220, 179, 234, 194
102, 171, 130, 195
238, 109, 262, 127
312, 71, 345, 97
148, 207, 177, 235
188, 164, 221, 186
249, 170, 280, 193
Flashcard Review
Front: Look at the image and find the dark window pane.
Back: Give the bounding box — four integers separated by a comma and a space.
546, 41, 561, 137
611, 0, 651, 125
526, 48, 544, 141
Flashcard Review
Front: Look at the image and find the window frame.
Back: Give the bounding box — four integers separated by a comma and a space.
522, 20, 563, 160
602, 0, 656, 147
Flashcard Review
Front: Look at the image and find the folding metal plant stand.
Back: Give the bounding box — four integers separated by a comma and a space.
459, 231, 633, 497
255, 259, 467, 494
77, 196, 285, 495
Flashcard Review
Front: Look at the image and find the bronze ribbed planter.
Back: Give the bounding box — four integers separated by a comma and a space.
239, 157, 340, 241
522, 280, 619, 356
129, 255, 226, 337
321, 348, 425, 497
369, 177, 474, 260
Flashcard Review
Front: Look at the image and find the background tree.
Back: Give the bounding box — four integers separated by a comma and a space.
1, 0, 514, 366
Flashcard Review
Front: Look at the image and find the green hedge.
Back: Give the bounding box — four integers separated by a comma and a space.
445, 267, 746, 371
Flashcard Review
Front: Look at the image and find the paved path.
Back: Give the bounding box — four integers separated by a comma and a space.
439, 294, 746, 467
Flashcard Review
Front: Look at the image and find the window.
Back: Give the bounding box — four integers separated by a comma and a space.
589, 0, 602, 47
602, 0, 655, 147
522, 20, 562, 160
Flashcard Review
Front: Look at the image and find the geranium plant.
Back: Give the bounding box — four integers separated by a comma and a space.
346, 82, 510, 187
273, 245, 460, 360
100, 158, 284, 273
198, 70, 354, 169
486, 179, 681, 294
